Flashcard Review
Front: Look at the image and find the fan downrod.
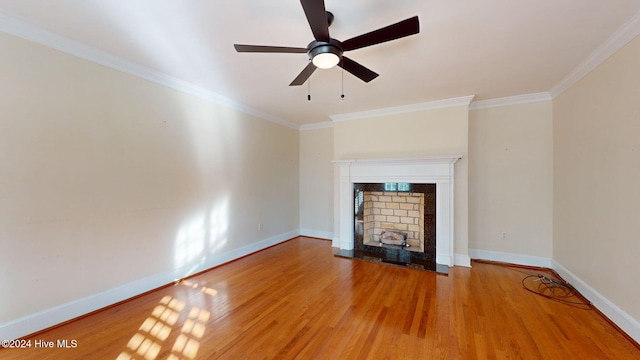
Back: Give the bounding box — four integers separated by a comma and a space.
326, 11, 334, 27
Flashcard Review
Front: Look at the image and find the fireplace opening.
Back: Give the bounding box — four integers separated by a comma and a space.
353, 183, 437, 265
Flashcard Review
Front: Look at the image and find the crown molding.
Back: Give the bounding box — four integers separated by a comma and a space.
549, 10, 640, 98
469, 92, 552, 110
0, 12, 299, 130
310, 91, 552, 126
330, 95, 475, 123
299, 121, 334, 131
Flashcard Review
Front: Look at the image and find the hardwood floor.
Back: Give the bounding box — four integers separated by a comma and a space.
2, 237, 639, 359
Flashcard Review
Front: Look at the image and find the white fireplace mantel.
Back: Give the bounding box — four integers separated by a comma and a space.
333, 156, 462, 267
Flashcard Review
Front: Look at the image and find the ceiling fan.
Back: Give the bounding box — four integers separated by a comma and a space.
234, 0, 420, 86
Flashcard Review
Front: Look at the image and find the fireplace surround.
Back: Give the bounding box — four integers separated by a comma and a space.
333, 156, 461, 267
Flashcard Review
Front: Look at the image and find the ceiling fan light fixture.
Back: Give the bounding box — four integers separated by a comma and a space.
313, 52, 340, 69
309, 41, 342, 69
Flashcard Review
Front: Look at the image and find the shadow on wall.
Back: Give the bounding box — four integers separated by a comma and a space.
92, 1, 233, 90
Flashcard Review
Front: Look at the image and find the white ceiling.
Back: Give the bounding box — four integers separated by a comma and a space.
1, 0, 640, 126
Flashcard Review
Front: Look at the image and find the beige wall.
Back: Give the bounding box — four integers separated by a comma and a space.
333, 106, 469, 259
0, 33, 299, 323
299, 127, 333, 236
333, 107, 469, 160
469, 102, 553, 258
554, 35, 640, 321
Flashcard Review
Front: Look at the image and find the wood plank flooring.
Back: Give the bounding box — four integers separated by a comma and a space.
2, 237, 639, 359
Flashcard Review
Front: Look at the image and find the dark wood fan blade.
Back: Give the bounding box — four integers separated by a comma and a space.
234, 44, 307, 53
338, 57, 379, 83
300, 0, 330, 42
290, 62, 317, 86
342, 16, 419, 51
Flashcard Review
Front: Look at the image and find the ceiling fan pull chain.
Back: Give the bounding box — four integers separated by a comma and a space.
341, 66, 345, 101
308, 77, 311, 101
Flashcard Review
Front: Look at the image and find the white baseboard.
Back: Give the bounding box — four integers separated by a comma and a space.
468, 248, 553, 268
0, 230, 298, 340
332, 237, 340, 248
552, 260, 640, 344
454, 253, 471, 267
332, 236, 352, 250
299, 229, 333, 240
436, 254, 451, 267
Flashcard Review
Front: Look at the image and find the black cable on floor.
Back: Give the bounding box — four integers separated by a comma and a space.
521, 274, 592, 308
473, 259, 592, 308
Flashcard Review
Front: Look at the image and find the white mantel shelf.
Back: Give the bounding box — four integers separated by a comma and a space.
333, 155, 462, 267
333, 155, 462, 165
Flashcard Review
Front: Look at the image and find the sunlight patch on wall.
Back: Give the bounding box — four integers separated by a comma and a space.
174, 196, 229, 276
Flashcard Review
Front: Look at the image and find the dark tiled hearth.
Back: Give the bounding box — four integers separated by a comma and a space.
334, 248, 448, 275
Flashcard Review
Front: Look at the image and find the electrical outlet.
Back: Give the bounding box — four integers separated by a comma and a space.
258, 223, 263, 231
501, 232, 508, 240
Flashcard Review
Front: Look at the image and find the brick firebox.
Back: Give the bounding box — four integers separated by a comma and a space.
362, 191, 425, 252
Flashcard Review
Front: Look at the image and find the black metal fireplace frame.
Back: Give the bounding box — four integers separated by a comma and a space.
344, 183, 446, 273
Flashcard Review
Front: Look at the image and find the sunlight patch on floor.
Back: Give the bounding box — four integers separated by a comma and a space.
116, 293, 212, 360
180, 279, 219, 297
